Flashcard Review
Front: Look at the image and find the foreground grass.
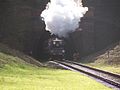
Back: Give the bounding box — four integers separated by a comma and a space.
0, 53, 111, 90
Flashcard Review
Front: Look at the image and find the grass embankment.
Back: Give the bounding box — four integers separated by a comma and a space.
85, 43, 120, 74
87, 62, 120, 74
0, 52, 111, 90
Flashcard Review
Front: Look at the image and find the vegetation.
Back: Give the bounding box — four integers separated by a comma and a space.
84, 43, 120, 74
0, 51, 111, 90
88, 64, 120, 74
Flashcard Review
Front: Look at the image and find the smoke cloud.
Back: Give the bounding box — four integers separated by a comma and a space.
41, 0, 88, 37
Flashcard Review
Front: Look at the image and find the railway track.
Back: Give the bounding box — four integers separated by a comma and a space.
50, 60, 120, 89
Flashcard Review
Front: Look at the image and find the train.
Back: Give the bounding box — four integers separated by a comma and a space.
44, 36, 65, 60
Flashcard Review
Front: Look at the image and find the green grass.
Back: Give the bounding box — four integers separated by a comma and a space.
85, 57, 120, 74
87, 62, 120, 74
0, 52, 112, 90
84, 43, 120, 74
97, 65, 120, 74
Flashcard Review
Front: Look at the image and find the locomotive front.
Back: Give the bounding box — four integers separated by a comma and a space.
48, 37, 65, 60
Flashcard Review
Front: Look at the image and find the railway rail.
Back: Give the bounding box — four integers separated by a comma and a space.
49, 60, 120, 89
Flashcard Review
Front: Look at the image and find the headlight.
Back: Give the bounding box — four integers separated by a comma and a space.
62, 50, 65, 53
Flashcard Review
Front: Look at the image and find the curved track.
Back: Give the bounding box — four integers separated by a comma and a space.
50, 60, 120, 89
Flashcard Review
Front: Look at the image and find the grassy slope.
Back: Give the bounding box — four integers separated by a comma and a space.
0, 43, 42, 67
0, 49, 111, 90
84, 42, 120, 74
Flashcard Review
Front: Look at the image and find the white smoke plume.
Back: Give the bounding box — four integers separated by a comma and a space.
41, 0, 88, 37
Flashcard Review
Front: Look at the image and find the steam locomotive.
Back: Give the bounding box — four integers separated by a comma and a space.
45, 37, 65, 60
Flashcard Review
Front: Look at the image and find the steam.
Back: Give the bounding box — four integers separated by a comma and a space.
41, 0, 88, 37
